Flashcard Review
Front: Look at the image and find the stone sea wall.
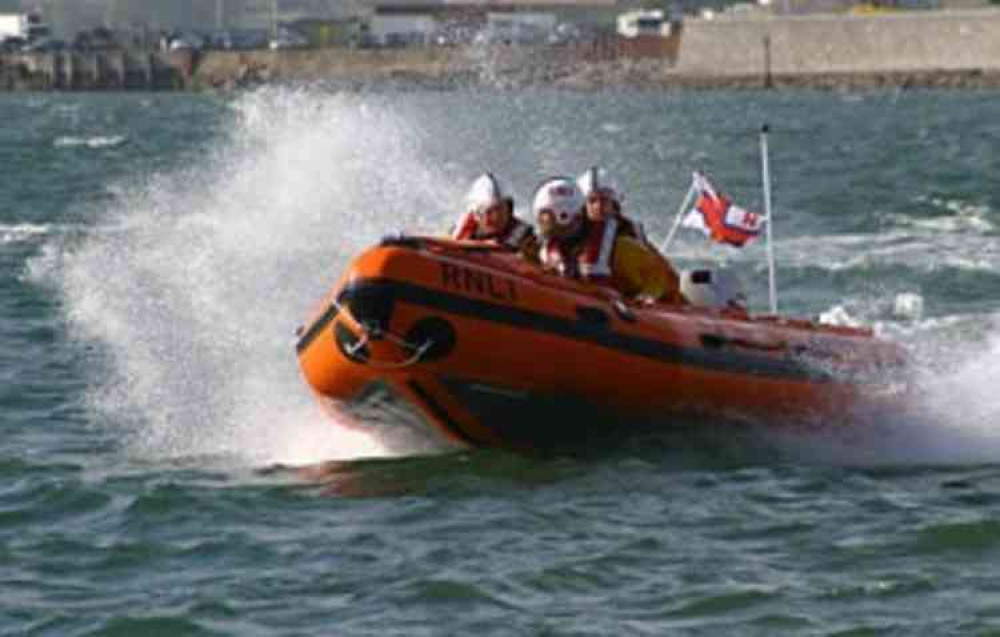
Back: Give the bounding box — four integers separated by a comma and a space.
186, 9, 1000, 90
2, 9, 1000, 91
675, 9, 1000, 81
0, 49, 187, 90
186, 35, 680, 90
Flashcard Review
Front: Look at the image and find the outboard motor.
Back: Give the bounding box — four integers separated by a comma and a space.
680, 268, 748, 311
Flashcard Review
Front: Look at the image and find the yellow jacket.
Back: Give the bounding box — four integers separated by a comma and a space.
611, 236, 685, 304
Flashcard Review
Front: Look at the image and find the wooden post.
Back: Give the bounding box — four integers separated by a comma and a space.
145, 52, 154, 89
51, 52, 63, 89
62, 53, 72, 90
763, 35, 773, 89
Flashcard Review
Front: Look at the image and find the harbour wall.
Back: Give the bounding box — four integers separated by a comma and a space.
2, 9, 1000, 90
0, 49, 190, 90
675, 9, 1000, 82
185, 8, 1000, 91
188, 34, 680, 89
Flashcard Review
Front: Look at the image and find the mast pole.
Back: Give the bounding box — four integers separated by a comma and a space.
660, 180, 696, 255
761, 124, 777, 314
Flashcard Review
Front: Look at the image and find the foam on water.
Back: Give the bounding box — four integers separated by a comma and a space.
778, 231, 1000, 274
2, 223, 53, 246
904, 195, 994, 234
767, 310, 1000, 467
31, 88, 464, 466
54, 135, 129, 149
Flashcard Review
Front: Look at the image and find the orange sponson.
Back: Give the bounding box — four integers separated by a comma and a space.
295, 236, 908, 453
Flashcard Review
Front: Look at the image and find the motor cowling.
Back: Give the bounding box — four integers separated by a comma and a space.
680, 268, 747, 311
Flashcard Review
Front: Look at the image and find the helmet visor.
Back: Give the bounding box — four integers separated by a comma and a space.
587, 187, 617, 203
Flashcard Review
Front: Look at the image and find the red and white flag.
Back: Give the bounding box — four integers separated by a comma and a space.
683, 171, 765, 247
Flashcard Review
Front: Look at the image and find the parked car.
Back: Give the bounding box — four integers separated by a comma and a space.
231, 30, 269, 50
205, 30, 233, 50
167, 31, 205, 52
20, 38, 65, 53
268, 29, 308, 50
1, 36, 26, 52
168, 38, 195, 52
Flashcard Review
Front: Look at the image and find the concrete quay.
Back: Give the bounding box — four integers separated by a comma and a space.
2, 9, 999, 91
0, 49, 194, 90
673, 8, 1000, 87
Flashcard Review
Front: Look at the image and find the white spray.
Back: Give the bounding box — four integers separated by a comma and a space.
40, 88, 464, 465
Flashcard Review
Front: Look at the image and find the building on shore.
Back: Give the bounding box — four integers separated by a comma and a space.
362, 0, 623, 47
0, 11, 49, 42
24, 0, 632, 46
27, 0, 365, 37
288, 16, 366, 47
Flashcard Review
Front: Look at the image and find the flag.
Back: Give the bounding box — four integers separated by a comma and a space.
683, 172, 765, 247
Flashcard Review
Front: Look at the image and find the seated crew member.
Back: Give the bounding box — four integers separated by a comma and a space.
575, 167, 686, 305
576, 166, 647, 242
452, 172, 538, 261
534, 176, 685, 305
533, 176, 587, 279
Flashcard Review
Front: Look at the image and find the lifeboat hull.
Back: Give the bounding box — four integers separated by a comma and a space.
296, 237, 908, 453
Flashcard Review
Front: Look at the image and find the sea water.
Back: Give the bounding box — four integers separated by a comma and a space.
2, 87, 1000, 635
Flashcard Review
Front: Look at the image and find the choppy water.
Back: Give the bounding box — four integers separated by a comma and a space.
3, 87, 1000, 635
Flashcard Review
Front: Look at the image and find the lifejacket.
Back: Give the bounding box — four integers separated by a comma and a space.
496, 218, 535, 251
540, 216, 685, 304
575, 213, 647, 280
451, 212, 480, 241
538, 219, 617, 284
539, 236, 580, 279
453, 213, 535, 252
616, 215, 647, 244
577, 217, 619, 281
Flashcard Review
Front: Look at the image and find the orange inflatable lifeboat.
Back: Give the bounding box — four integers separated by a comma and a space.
295, 236, 909, 453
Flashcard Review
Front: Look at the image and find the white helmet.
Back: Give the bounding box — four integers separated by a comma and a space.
465, 172, 507, 217
577, 166, 621, 203
532, 177, 584, 230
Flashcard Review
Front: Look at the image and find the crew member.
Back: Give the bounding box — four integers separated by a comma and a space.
533, 176, 685, 304
533, 176, 588, 279
576, 167, 686, 304
451, 172, 538, 261
576, 166, 647, 242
